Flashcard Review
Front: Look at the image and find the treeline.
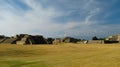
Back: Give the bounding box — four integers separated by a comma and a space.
0, 35, 106, 40
0, 35, 5, 39
92, 36, 105, 40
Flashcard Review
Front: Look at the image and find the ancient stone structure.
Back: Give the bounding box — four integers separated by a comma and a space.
87, 40, 104, 44
53, 38, 63, 44
0, 34, 48, 45
16, 34, 32, 45
16, 34, 48, 45
105, 34, 120, 43
47, 38, 54, 44
63, 37, 79, 43
3, 34, 120, 44
52, 37, 81, 44
0, 38, 17, 44
0, 38, 6, 43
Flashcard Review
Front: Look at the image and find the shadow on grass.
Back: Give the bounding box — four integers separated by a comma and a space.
0, 60, 52, 67
0, 49, 48, 57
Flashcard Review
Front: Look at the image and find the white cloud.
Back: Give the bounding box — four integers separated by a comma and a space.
84, 8, 100, 25
0, 0, 63, 36
0, 0, 119, 39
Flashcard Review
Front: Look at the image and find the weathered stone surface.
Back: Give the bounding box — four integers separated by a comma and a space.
105, 34, 120, 43
1, 38, 17, 44
0, 34, 48, 45
87, 40, 104, 44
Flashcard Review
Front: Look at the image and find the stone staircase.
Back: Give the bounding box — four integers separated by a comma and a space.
1, 38, 17, 44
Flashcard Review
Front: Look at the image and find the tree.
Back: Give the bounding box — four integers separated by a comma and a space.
47, 38, 54, 44
92, 36, 98, 40
0, 35, 5, 39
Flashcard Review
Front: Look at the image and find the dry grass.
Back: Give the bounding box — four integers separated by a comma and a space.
0, 44, 120, 67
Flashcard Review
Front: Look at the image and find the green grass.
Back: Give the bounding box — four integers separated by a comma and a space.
0, 44, 120, 67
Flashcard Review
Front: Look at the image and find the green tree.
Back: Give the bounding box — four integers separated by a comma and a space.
92, 36, 98, 40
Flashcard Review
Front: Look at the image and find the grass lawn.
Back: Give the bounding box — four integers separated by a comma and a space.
0, 44, 120, 67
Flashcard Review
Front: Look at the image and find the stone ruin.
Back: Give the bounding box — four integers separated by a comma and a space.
63, 37, 79, 43
0, 35, 81, 45
0, 34, 48, 45
86, 40, 104, 44
53, 38, 63, 44
1, 34, 120, 45
52, 37, 81, 44
105, 34, 120, 43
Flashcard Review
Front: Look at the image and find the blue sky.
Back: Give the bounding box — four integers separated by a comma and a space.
0, 0, 120, 39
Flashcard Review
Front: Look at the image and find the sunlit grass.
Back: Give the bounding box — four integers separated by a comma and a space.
0, 44, 120, 67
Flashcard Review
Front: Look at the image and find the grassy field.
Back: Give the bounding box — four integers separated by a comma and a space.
0, 44, 120, 67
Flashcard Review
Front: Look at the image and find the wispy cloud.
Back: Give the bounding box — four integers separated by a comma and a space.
0, 0, 120, 39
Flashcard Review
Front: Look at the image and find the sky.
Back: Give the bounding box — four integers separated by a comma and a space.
0, 0, 120, 39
